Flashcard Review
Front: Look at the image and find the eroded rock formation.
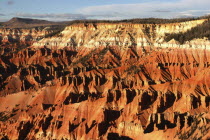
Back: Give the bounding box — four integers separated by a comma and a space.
0, 19, 209, 140
33, 19, 208, 49
0, 26, 64, 46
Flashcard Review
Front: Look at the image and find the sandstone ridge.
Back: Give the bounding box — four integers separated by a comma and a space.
0, 18, 209, 140
32, 19, 209, 49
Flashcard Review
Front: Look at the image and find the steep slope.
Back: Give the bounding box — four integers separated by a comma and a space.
0, 27, 65, 46
33, 19, 207, 49
0, 19, 209, 140
0, 17, 67, 46
165, 19, 210, 44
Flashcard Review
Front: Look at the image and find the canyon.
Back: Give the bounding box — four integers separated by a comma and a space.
0, 17, 209, 140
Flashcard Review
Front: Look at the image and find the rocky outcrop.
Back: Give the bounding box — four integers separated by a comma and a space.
33, 19, 208, 49
0, 26, 64, 45
0, 19, 209, 140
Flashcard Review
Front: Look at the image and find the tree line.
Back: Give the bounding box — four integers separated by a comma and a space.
164, 19, 210, 44
68, 15, 210, 25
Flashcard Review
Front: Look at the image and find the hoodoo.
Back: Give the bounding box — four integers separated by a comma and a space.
0, 17, 210, 140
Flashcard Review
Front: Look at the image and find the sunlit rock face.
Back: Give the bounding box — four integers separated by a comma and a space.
33, 19, 208, 49
0, 27, 62, 45
0, 19, 210, 140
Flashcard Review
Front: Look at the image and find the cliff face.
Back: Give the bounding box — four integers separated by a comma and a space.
33, 19, 207, 49
0, 19, 210, 140
0, 26, 63, 45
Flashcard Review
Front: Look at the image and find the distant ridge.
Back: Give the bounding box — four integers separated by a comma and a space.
1, 15, 210, 29
1, 17, 67, 28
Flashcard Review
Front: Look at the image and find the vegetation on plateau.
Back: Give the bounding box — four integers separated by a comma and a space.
68, 16, 209, 25
165, 19, 210, 44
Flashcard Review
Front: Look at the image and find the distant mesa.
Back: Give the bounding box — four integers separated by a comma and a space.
1, 17, 67, 28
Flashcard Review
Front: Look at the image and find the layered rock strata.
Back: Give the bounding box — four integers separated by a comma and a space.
0, 26, 63, 45
0, 19, 209, 140
33, 19, 208, 49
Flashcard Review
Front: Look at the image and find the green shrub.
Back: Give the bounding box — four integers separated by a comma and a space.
165, 19, 210, 44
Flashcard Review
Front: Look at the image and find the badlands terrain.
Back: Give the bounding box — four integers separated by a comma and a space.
0, 17, 210, 140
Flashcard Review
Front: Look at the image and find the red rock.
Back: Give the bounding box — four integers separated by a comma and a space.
0, 20, 210, 140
